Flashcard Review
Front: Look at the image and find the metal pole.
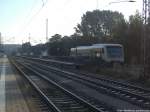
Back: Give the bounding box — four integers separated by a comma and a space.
28, 33, 31, 43
142, 0, 149, 78
46, 18, 48, 42
96, 0, 99, 9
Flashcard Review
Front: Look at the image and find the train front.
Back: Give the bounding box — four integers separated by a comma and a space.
105, 44, 124, 64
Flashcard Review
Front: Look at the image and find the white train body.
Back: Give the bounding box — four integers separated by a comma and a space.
70, 44, 124, 63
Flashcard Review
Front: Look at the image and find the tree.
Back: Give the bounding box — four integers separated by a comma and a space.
126, 11, 143, 64
31, 44, 45, 56
21, 42, 31, 54
49, 34, 61, 43
75, 10, 125, 43
48, 34, 62, 56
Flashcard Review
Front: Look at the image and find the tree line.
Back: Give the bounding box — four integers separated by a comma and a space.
17, 10, 150, 65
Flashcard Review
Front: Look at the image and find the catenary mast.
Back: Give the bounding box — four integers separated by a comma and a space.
142, 0, 150, 78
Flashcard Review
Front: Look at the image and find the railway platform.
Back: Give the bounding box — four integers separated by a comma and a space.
0, 56, 30, 112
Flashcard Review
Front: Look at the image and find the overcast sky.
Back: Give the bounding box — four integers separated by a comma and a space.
0, 0, 142, 45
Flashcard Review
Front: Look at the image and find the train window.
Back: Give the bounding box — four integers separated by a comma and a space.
102, 48, 104, 53
106, 46, 123, 58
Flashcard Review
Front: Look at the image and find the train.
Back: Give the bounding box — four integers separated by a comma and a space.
70, 44, 124, 65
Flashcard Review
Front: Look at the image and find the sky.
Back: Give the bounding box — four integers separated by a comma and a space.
0, 0, 142, 45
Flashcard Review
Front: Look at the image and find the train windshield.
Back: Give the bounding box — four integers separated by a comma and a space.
106, 46, 123, 58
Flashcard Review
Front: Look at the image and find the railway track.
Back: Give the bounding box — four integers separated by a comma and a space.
71, 70, 150, 97
21, 57, 150, 98
11, 59, 109, 112
14, 57, 150, 110
14, 66, 54, 112
17, 57, 150, 94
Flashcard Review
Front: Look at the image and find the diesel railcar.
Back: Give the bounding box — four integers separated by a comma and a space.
70, 44, 124, 64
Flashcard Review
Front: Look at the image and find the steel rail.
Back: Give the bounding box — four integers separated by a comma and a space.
20, 56, 150, 96
17, 58, 150, 109
12, 59, 105, 112
11, 60, 63, 112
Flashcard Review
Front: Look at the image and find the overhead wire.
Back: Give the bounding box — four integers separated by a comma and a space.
17, 0, 38, 36
18, 0, 71, 44
17, 0, 48, 38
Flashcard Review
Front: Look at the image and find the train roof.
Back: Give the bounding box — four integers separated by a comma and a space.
92, 43, 122, 47
76, 46, 92, 49
70, 44, 123, 51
